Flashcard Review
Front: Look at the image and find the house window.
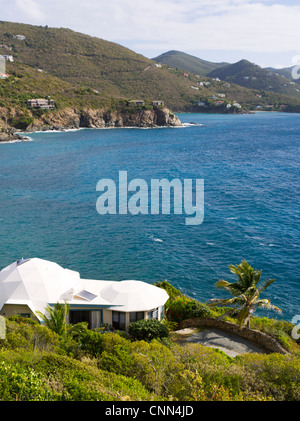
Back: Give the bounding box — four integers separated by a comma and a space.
112, 311, 126, 330
147, 308, 158, 320
130, 311, 144, 323
69, 310, 102, 329
20, 313, 31, 318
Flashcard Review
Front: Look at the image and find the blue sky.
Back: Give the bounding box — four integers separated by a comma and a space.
1, 0, 299, 68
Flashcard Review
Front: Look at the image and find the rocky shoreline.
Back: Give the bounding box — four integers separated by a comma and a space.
0, 106, 182, 142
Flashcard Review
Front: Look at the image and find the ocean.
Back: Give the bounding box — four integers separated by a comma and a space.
0, 112, 299, 322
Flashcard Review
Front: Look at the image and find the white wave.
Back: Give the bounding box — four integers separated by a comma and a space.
0, 136, 33, 144
181, 123, 204, 127
148, 234, 163, 243
24, 128, 85, 134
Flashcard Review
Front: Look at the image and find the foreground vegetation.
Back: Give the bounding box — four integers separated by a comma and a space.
1, 271, 299, 401
0, 312, 299, 402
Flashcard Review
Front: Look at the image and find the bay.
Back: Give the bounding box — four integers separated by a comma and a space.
0, 112, 299, 321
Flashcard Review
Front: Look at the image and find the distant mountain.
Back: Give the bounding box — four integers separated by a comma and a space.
153, 50, 229, 75
208, 60, 300, 99
265, 66, 300, 85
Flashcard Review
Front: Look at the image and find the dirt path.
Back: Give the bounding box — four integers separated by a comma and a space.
174, 327, 267, 357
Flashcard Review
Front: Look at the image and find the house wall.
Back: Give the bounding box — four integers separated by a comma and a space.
0, 304, 39, 321
102, 308, 113, 326
102, 306, 164, 330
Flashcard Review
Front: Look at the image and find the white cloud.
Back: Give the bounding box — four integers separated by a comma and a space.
0, 0, 299, 66
15, 0, 45, 23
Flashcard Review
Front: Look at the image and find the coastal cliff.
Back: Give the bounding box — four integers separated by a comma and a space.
0, 106, 181, 141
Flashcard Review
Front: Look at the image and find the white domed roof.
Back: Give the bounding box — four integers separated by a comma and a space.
0, 258, 82, 317
100, 280, 168, 312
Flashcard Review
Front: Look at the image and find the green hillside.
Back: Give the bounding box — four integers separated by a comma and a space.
0, 21, 204, 111
1, 21, 300, 119
152, 50, 229, 75
208, 60, 300, 99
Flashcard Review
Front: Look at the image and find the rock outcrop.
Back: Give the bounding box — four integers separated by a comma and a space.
25, 106, 182, 133
0, 128, 28, 143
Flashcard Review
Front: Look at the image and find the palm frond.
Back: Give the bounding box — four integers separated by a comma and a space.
259, 278, 275, 293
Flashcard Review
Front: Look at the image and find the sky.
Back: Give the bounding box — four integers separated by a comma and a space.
1, 0, 300, 68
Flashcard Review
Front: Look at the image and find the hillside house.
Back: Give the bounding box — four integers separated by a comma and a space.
0, 55, 13, 62
151, 101, 164, 106
27, 99, 55, 109
128, 100, 145, 106
13, 35, 26, 40
0, 258, 168, 331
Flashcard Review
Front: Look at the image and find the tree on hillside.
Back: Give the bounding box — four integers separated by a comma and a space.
36, 302, 69, 336
208, 260, 281, 327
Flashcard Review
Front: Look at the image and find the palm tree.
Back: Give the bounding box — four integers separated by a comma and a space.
208, 260, 281, 327
36, 302, 70, 336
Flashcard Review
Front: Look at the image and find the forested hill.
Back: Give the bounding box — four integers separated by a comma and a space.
153, 50, 229, 75
1, 21, 300, 119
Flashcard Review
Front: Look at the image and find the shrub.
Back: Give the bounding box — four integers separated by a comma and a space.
2, 319, 60, 353
76, 328, 104, 358
9, 116, 34, 130
167, 297, 212, 323
0, 360, 57, 401
128, 319, 169, 341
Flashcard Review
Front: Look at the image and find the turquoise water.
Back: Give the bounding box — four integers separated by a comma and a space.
0, 112, 299, 321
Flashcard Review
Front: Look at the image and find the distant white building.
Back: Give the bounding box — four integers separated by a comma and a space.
0, 258, 168, 331
13, 35, 26, 40
27, 98, 55, 109
233, 102, 242, 108
0, 55, 13, 62
151, 100, 164, 106
128, 100, 145, 106
197, 101, 206, 107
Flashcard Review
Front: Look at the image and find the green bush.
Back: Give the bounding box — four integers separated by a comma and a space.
2, 319, 60, 353
167, 297, 212, 323
9, 116, 34, 130
76, 328, 104, 358
128, 319, 169, 341
0, 360, 57, 401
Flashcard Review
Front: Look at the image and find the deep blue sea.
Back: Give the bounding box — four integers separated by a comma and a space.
0, 112, 299, 322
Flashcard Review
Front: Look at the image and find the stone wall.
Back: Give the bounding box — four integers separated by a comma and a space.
178, 317, 289, 355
